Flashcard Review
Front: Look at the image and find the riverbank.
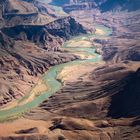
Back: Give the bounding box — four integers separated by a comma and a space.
0, 24, 112, 122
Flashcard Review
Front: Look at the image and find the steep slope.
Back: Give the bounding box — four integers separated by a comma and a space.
2, 16, 86, 50
108, 68, 140, 118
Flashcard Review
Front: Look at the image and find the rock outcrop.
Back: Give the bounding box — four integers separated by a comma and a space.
2, 16, 86, 50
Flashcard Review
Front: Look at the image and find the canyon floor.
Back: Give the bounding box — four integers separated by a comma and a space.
0, 0, 140, 140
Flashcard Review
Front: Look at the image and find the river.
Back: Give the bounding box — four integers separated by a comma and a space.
0, 25, 112, 121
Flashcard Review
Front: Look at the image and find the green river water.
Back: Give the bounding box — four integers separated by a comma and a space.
0, 25, 112, 121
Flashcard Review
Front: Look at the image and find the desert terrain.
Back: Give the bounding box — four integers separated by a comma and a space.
0, 0, 140, 140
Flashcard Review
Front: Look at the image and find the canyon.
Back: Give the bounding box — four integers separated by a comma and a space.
0, 0, 140, 140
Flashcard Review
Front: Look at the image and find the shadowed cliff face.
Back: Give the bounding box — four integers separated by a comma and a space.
108, 68, 140, 118
1, 17, 86, 50
0, 31, 14, 48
